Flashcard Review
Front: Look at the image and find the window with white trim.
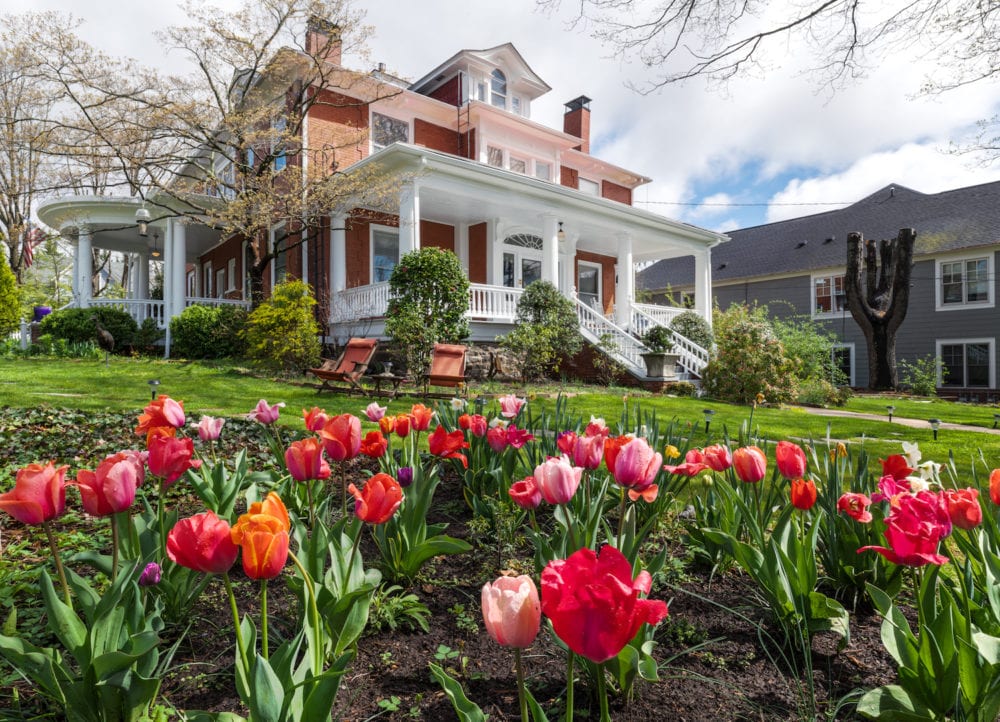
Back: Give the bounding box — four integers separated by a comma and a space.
511, 96, 522, 115
371, 112, 409, 151
578, 178, 600, 196
487, 145, 504, 168
937, 338, 994, 388
203, 262, 213, 298
813, 274, 847, 316
216, 268, 225, 299
937, 254, 993, 310
371, 227, 399, 283
535, 161, 551, 181
490, 69, 507, 108
272, 117, 287, 171
509, 156, 527, 174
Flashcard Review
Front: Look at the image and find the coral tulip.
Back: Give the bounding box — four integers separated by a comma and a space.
733, 446, 767, 483
541, 545, 668, 663
360, 430, 389, 458
702, 444, 732, 472
409, 403, 435, 432
944, 488, 982, 530
613, 437, 662, 491
482, 575, 541, 648
71, 453, 141, 516
663, 448, 710, 477
303, 406, 329, 431
147, 435, 201, 486
499, 393, 526, 419
167, 510, 239, 574
231, 492, 291, 580
533, 456, 582, 505
509, 476, 542, 510
859, 490, 950, 566
838, 492, 873, 523
0, 462, 68, 525
775, 441, 807, 479
319, 413, 362, 461
990, 469, 1000, 506
603, 435, 632, 476
136, 395, 186, 440
284, 438, 331, 482
393, 414, 411, 438
790, 478, 817, 511
349, 473, 403, 524
198, 416, 224, 441
428, 425, 470, 468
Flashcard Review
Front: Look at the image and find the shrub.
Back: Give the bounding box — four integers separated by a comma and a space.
899, 355, 944, 396
40, 307, 138, 353
501, 280, 582, 382
0, 255, 19, 336
701, 303, 795, 404
669, 310, 713, 350
170, 304, 247, 359
773, 315, 845, 386
794, 378, 852, 406
591, 332, 628, 386
641, 325, 674, 352
385, 247, 470, 377
243, 280, 321, 373
135, 318, 164, 356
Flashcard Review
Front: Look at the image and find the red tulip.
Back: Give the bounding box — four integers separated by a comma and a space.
71, 453, 141, 516
534, 456, 582, 505
733, 446, 767, 483
663, 448, 710, 477
509, 476, 542, 509
990, 469, 1000, 506
790, 478, 817, 511
0, 462, 67, 525
136, 395, 186, 441
303, 406, 329, 431
880, 454, 913, 481
284, 438, 331, 482
838, 492, 873, 523
612, 437, 662, 491
467, 414, 488, 437
319, 413, 362, 462
482, 575, 541, 648
393, 414, 411, 438
231, 492, 291, 580
541, 545, 668, 663
943, 488, 982, 530
859, 490, 950, 566
409, 403, 435, 432
487, 426, 509, 453
167, 510, 239, 574
428, 425, 470, 468
701, 444, 732, 472
360, 430, 389, 458
348, 473, 403, 524
775, 441, 807, 479
147, 435, 201, 486
603, 435, 632, 476
557, 431, 577, 456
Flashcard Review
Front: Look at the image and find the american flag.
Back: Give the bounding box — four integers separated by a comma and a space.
21, 224, 45, 268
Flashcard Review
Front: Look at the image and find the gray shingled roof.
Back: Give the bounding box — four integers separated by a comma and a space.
638, 180, 1000, 290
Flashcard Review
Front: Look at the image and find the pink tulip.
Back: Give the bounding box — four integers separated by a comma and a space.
509, 476, 542, 509
499, 393, 526, 419
198, 416, 224, 441
838, 492, 873, 523
71, 453, 141, 516
302, 407, 329, 432
613, 437, 662, 491
167, 511, 239, 574
285, 438, 331, 482
702, 444, 732, 472
533, 456, 582, 505
775, 441, 807, 479
663, 448, 710, 477
573, 432, 605, 470
0, 462, 67, 525
249, 399, 285, 425
733, 446, 767, 483
482, 575, 541, 648
363, 402, 387, 422
859, 490, 951, 566
487, 426, 509, 453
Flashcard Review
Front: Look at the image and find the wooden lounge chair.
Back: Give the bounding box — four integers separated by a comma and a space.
308, 338, 378, 395
423, 343, 468, 397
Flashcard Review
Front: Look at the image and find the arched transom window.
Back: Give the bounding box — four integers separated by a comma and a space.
503, 233, 542, 250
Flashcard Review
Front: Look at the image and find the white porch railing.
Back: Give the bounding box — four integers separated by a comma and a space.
630, 302, 686, 335
90, 298, 167, 329
184, 296, 252, 309
630, 303, 710, 378
330, 282, 390, 323
575, 298, 648, 374
467, 284, 521, 321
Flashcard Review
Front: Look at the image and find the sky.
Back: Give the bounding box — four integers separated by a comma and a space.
7, 0, 1000, 233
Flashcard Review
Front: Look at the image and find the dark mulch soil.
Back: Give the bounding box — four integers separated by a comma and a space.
0, 409, 897, 720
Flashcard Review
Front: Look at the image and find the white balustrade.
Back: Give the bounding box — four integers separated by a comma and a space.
630, 303, 710, 377
89, 298, 169, 329
330, 282, 391, 323
467, 283, 521, 321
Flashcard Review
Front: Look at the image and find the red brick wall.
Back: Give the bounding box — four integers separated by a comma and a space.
199, 236, 244, 298
468, 223, 487, 283
602, 180, 632, 205
575, 250, 616, 314
563, 108, 590, 153
428, 76, 461, 106
308, 88, 369, 171
345, 217, 374, 288
560, 166, 578, 189
421, 220, 455, 251
414, 119, 459, 154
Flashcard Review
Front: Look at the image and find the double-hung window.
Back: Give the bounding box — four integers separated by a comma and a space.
938, 339, 993, 388
813, 274, 847, 317
372, 227, 399, 283
490, 69, 507, 108
272, 117, 287, 171
937, 254, 993, 310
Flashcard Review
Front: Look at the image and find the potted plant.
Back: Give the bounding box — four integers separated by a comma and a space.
640, 326, 679, 378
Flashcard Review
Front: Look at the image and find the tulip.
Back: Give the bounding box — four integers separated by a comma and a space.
428, 425, 470, 468
944, 488, 982, 530
506, 426, 534, 450
319, 413, 362, 461
197, 416, 224, 442
509, 476, 542, 509
303, 406, 329, 431
167, 510, 239, 574
880, 454, 913, 481
378, 414, 396, 435
790, 478, 817, 511
285, 438, 331, 482
360, 430, 389, 458
733, 446, 767, 483
603, 435, 632, 476
612, 438, 662, 491
482, 575, 541, 648
248, 399, 285, 425
701, 444, 732, 471
541, 545, 668, 663
147, 435, 202, 486
859, 490, 950, 566
71, 454, 140, 516
533, 456, 582, 505
557, 430, 577, 455
349, 473, 403, 524
409, 403, 434, 432
838, 492, 873, 523
467, 414, 487, 437
991, 469, 1000, 506
487, 426, 509, 453
397, 466, 414, 488
362, 402, 386, 422
392, 413, 411, 438
231, 492, 291, 580
871, 474, 911, 505
0, 461, 68, 525
586, 417, 609, 437
572, 433, 605, 470
138, 562, 162, 587
663, 448, 710, 477
775, 441, 807, 479
136, 395, 186, 440
499, 393, 526, 419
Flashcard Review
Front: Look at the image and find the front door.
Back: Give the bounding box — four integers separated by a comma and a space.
502, 251, 542, 288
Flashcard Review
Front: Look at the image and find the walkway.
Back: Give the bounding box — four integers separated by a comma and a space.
789, 406, 1000, 436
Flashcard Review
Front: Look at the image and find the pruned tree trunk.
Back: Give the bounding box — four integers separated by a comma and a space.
844, 228, 916, 390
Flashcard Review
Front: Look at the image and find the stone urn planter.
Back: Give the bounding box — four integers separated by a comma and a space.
640, 351, 680, 379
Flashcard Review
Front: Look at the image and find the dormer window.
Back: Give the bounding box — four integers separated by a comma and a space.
490, 69, 507, 108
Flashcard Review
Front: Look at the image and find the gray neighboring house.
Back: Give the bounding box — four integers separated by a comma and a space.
637, 181, 1000, 396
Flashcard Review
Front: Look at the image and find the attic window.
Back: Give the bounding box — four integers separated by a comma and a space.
490, 69, 507, 109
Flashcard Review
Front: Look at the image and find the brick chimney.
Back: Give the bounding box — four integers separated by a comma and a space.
305, 16, 342, 66
563, 96, 591, 153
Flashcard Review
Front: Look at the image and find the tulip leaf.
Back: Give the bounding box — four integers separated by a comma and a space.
0, 633, 67, 704
429, 662, 486, 722
249, 653, 285, 722
302, 651, 354, 718
39, 571, 88, 666
856, 684, 938, 721
525, 686, 550, 722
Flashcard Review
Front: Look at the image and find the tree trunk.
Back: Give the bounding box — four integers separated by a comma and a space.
844, 228, 916, 391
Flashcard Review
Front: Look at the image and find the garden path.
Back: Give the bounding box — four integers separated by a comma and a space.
790, 406, 1000, 435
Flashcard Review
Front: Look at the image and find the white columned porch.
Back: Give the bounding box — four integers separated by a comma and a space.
694, 247, 713, 326
615, 232, 633, 329
399, 183, 420, 255
541, 213, 559, 287
330, 213, 347, 296
168, 219, 187, 318
75, 227, 93, 308
456, 223, 469, 273
136, 252, 149, 301
559, 233, 578, 295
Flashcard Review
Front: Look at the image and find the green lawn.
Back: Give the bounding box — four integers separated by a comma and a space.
1, 357, 998, 466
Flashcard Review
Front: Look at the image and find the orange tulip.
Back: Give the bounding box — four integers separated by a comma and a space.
284, 438, 331, 482
231, 492, 290, 579
0, 461, 67, 525
409, 403, 434, 431
348, 473, 403, 524
378, 414, 396, 435
360, 430, 389, 458
136, 395, 186, 442
790, 478, 817, 510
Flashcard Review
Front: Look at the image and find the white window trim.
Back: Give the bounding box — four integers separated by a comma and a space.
203, 261, 213, 299
479, 140, 555, 181
577, 260, 603, 309
370, 110, 412, 154
216, 268, 225, 299
227, 258, 237, 292
270, 223, 286, 287
935, 337, 995, 388
831, 342, 855, 387
370, 223, 400, 284
241, 240, 250, 299
935, 251, 995, 312
578, 177, 600, 196
810, 271, 849, 320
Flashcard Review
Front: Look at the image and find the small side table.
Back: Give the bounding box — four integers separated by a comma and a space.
370, 372, 409, 399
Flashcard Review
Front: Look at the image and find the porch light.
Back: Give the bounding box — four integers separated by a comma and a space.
886, 405, 895, 423
703, 408, 715, 433
557, 221, 565, 241
929, 418, 941, 440
148, 379, 160, 401
135, 207, 151, 237
151, 232, 161, 258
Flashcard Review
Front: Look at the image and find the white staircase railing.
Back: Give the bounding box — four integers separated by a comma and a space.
630, 304, 710, 378
467, 284, 521, 321
631, 302, 686, 330
574, 298, 648, 375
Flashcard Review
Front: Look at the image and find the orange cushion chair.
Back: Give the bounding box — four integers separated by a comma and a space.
308, 338, 378, 394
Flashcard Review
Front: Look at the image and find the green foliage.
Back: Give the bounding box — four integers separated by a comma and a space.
899, 355, 944, 396
243, 280, 321, 372
669, 309, 714, 349
591, 333, 628, 386
641, 324, 674, 352
794, 378, 853, 407
170, 304, 248, 359
0, 255, 20, 336
40, 307, 138, 353
367, 585, 430, 634
773, 315, 845, 385
702, 304, 795, 404
501, 280, 582, 382
134, 317, 164, 355
385, 248, 470, 376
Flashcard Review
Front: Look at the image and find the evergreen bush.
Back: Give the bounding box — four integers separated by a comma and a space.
243, 280, 321, 373
501, 280, 582, 382
669, 310, 714, 350
40, 307, 138, 353
170, 304, 247, 359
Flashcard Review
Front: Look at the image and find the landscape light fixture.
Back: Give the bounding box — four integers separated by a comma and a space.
557, 221, 566, 241
929, 418, 941, 441
135, 207, 151, 237
148, 379, 160, 401
703, 408, 715, 433
886, 405, 895, 423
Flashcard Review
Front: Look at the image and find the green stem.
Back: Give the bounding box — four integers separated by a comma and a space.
306, 481, 316, 529
583, 470, 592, 548
565, 651, 575, 722
43, 521, 72, 607
260, 579, 269, 659
288, 551, 323, 675
223, 573, 251, 679
616, 488, 628, 551
597, 662, 610, 722
157, 477, 167, 562
342, 532, 361, 597
341, 464, 347, 517
110, 515, 119, 584
515, 647, 528, 722
127, 508, 139, 558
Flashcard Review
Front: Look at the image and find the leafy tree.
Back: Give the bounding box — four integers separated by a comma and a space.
243, 279, 321, 372
502, 280, 582, 382
384, 247, 470, 377
0, 254, 20, 335
772, 315, 844, 386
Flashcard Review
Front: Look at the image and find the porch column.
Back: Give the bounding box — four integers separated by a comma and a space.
456, 223, 469, 273
330, 213, 347, 295
541, 213, 559, 287
169, 219, 187, 319
559, 233, 578, 295
162, 225, 173, 323
694, 247, 713, 326
76, 227, 92, 308
399, 182, 420, 255
615, 232, 633, 329
135, 252, 149, 301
